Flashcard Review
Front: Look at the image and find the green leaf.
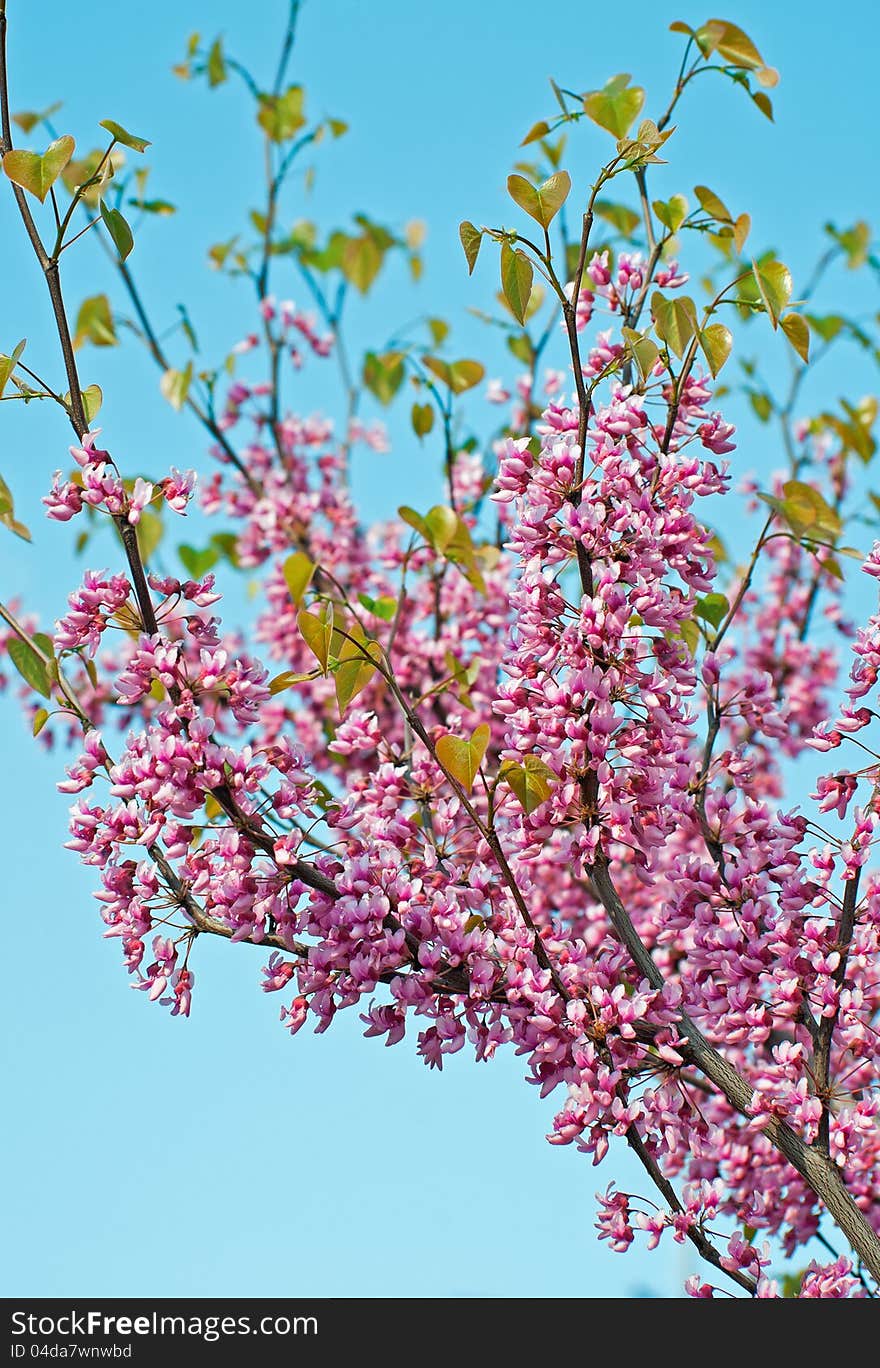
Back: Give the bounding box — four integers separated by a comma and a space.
760, 480, 842, 542
422, 357, 485, 394
257, 85, 306, 142
732, 213, 751, 255
268, 669, 315, 694
506, 170, 571, 229
694, 184, 732, 223
594, 200, 641, 237
583, 74, 645, 138
521, 119, 551, 146
436, 723, 490, 792
341, 234, 383, 294
621, 327, 660, 381
652, 194, 689, 234
0, 339, 27, 398
752, 260, 793, 329
749, 390, 772, 422
507, 333, 533, 365
7, 637, 52, 699
459, 221, 483, 275
698, 323, 733, 377
781, 313, 810, 363
424, 505, 459, 553
651, 292, 698, 360
74, 294, 116, 349
100, 201, 134, 261
136, 508, 163, 562
12, 102, 62, 135
826, 220, 872, 270
298, 603, 334, 673
411, 402, 434, 439
2, 134, 75, 202
98, 119, 150, 153
694, 593, 729, 629
282, 551, 316, 604
694, 19, 774, 81
805, 313, 844, 343
335, 635, 382, 715
363, 350, 405, 405
160, 361, 193, 411
62, 384, 103, 423
499, 754, 556, 813
32, 706, 50, 736
500, 242, 533, 326
427, 318, 449, 347
357, 593, 397, 621
179, 543, 220, 580
206, 38, 227, 87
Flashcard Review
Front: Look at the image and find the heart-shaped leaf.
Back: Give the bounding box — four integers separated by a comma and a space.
500, 242, 533, 325
651, 292, 698, 359
459, 220, 483, 275
699, 323, 733, 377
781, 313, 810, 363
583, 74, 645, 138
436, 723, 490, 792
2, 134, 75, 202
282, 551, 316, 604
499, 754, 556, 813
752, 259, 793, 328
507, 170, 571, 229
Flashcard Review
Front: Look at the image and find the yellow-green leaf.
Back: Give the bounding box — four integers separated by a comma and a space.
160, 361, 193, 411
500, 242, 533, 325
0, 339, 27, 398
422, 356, 485, 394
98, 119, 150, 152
436, 722, 490, 792
752, 260, 792, 329
363, 350, 405, 405
699, 323, 733, 377
74, 294, 116, 349
282, 551, 316, 604
652, 194, 688, 234
459, 221, 483, 275
781, 313, 810, 363
32, 706, 50, 736
268, 669, 315, 694
411, 402, 434, 439
621, 327, 660, 381
99, 201, 134, 261
651, 292, 698, 360
583, 74, 645, 138
499, 754, 556, 813
335, 637, 382, 714
341, 234, 383, 294
507, 170, 571, 229
2, 134, 75, 202
695, 19, 766, 71
62, 384, 103, 423
521, 119, 551, 146
298, 603, 334, 673
694, 184, 732, 223
136, 508, 163, 562
7, 637, 52, 699
733, 212, 751, 255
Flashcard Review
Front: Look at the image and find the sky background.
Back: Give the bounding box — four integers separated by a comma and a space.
1, 0, 878, 1299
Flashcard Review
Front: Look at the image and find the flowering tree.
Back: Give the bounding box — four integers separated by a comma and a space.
2, 1, 880, 1297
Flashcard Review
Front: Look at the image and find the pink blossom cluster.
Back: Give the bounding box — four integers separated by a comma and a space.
10, 237, 880, 1298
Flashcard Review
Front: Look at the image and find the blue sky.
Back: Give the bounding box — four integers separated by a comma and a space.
1, 0, 878, 1299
